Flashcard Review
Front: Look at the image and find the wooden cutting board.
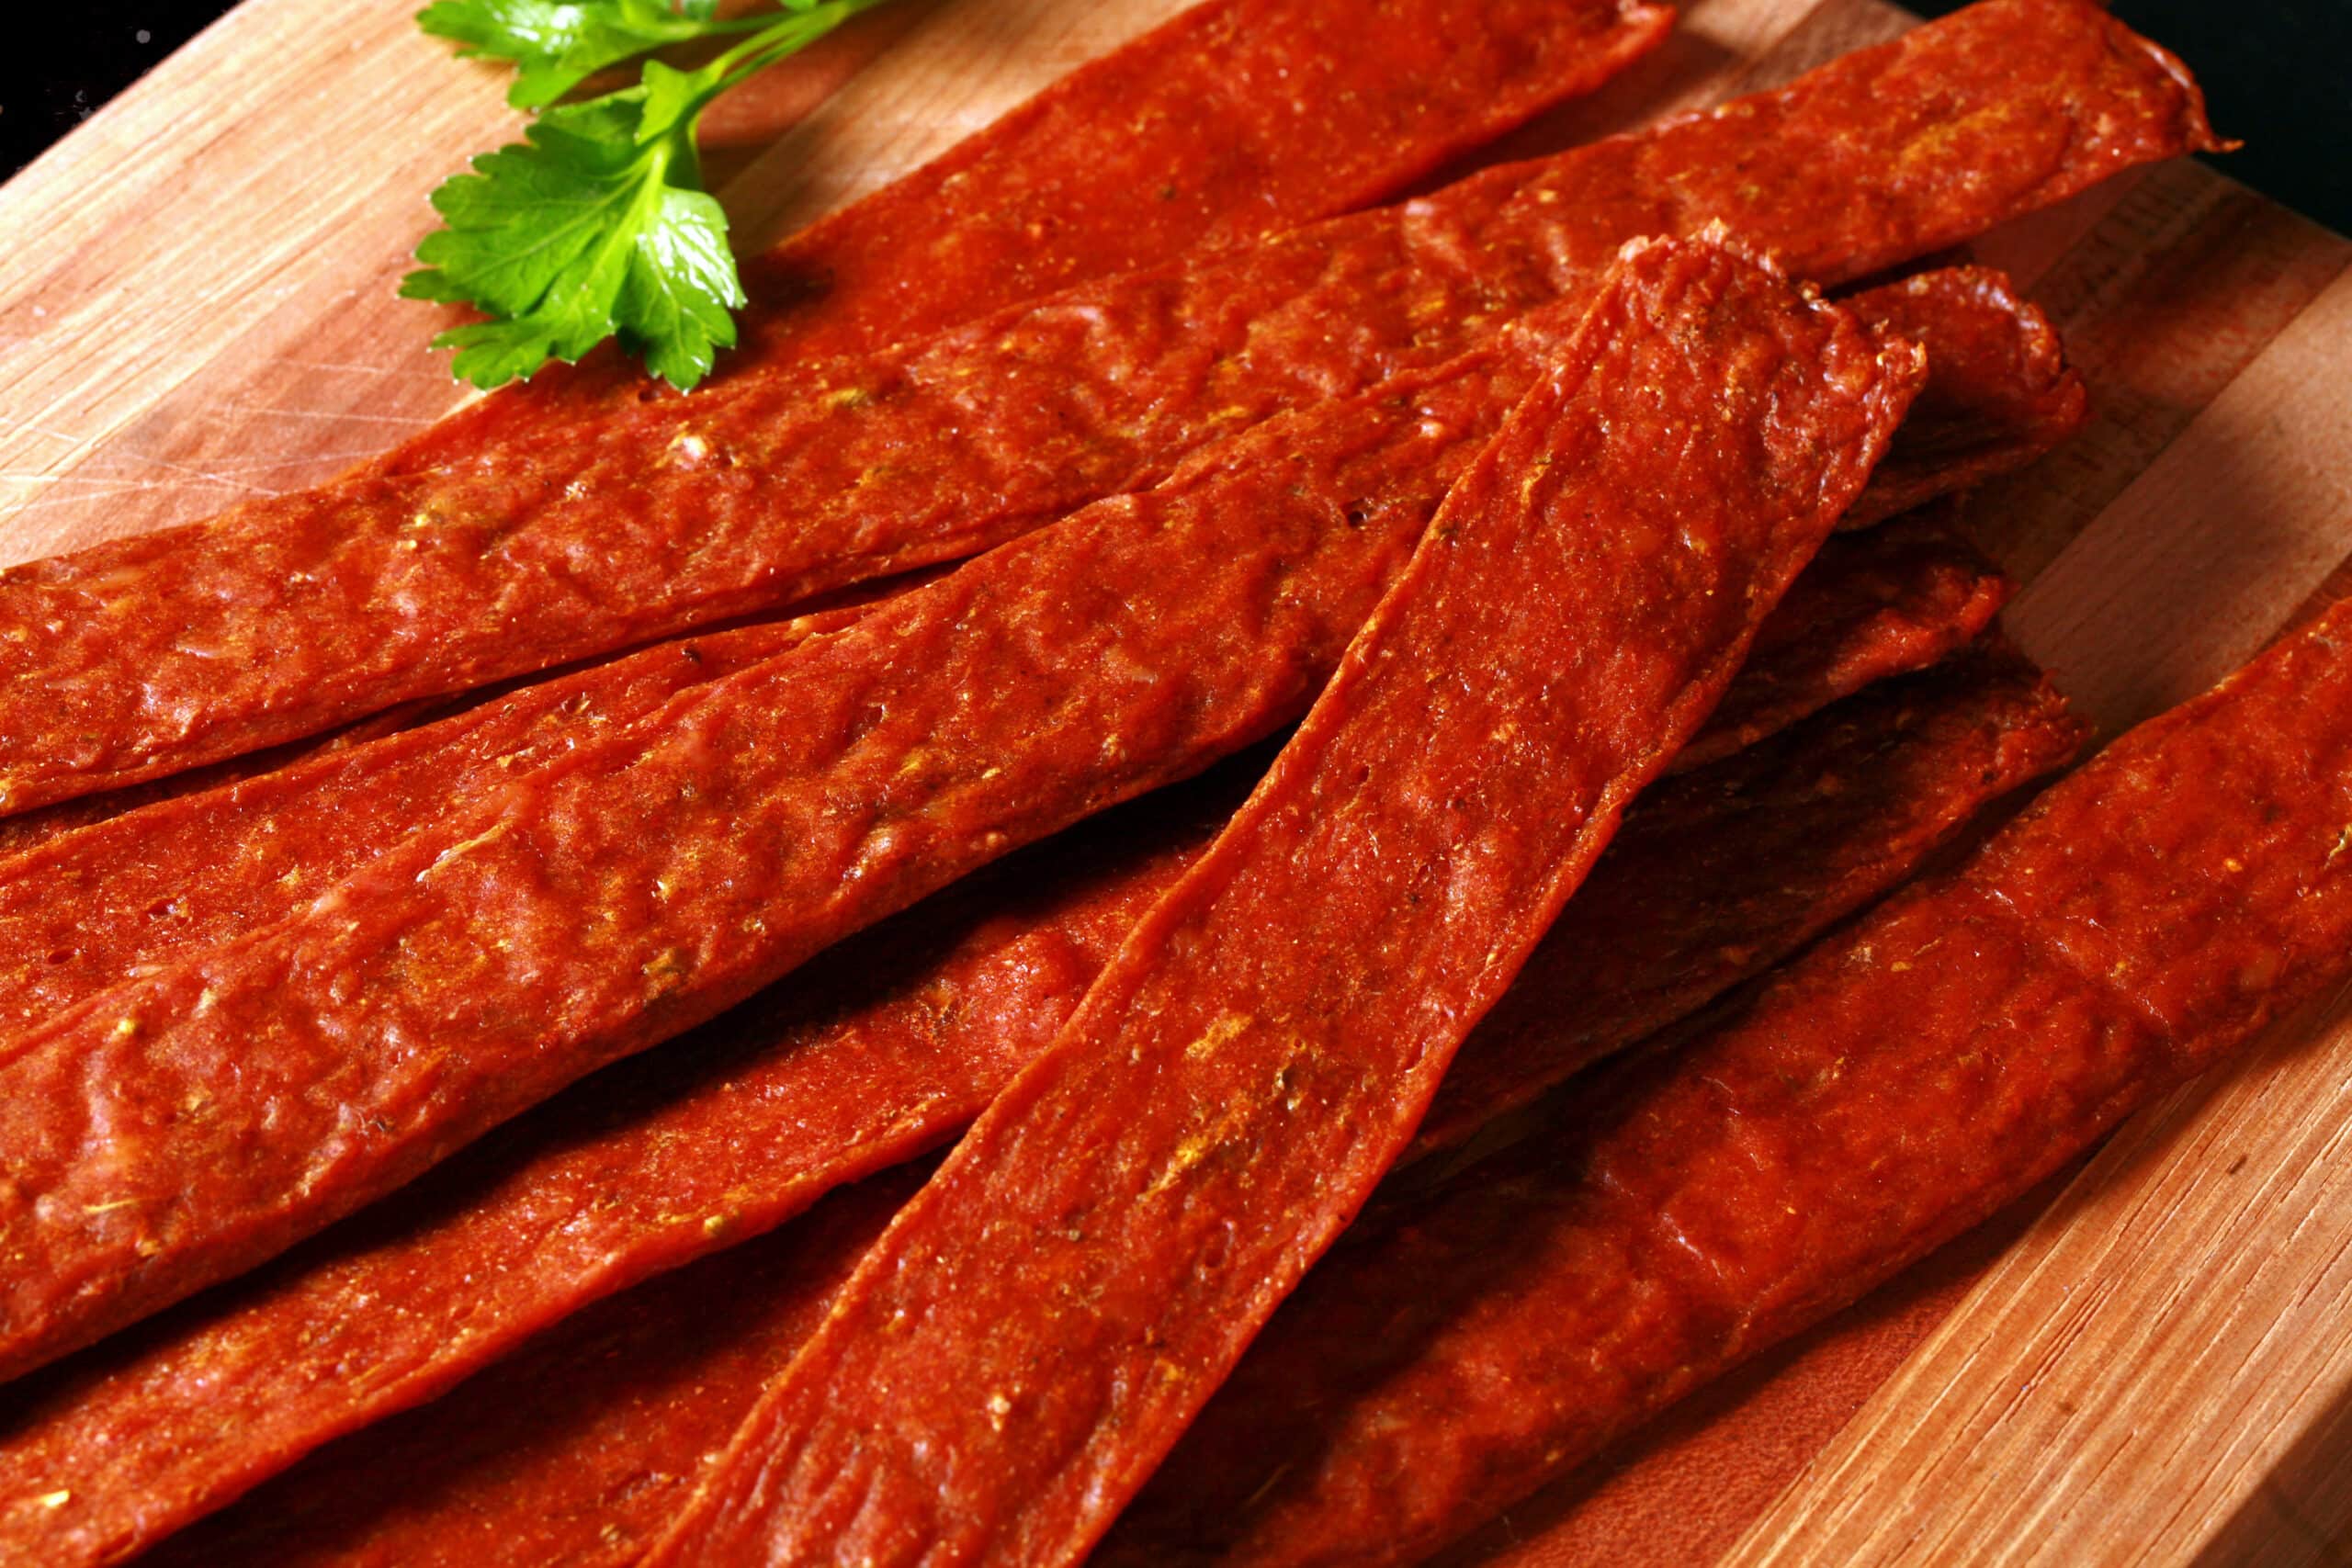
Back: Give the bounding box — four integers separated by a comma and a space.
4, 0, 2348, 1561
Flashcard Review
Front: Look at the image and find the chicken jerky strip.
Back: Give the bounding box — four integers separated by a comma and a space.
1102, 595, 2352, 1568
107, 641, 2079, 1568
641, 234, 1917, 1568
1671, 503, 2009, 773
0, 600, 2057, 1568
0, 0, 2174, 815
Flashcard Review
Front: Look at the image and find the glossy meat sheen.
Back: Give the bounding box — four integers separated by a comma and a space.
0, 0, 1673, 820
1672, 506, 2009, 773
128, 634, 2081, 1568
0, 614, 857, 1042
0, 246, 2062, 1383
0, 511, 2011, 1568
0, 269, 2056, 883
640, 236, 1919, 1568
421, 0, 1679, 448
0, 770, 1235, 1568
1409, 638, 2080, 1155
1105, 597, 2352, 1568
0, 284, 1600, 1383
0, 486, 2001, 1046
0, 0, 2205, 816
1827, 266, 2084, 529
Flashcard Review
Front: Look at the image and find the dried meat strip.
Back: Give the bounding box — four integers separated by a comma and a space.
1670, 504, 2008, 773
639, 234, 1917, 1568
1829, 266, 2085, 529
0, 266, 2060, 868
0, 249, 2037, 1382
1408, 636, 2078, 1156
0, 498, 2004, 1043
0, 274, 1667, 1381
0, 0, 2185, 817
1, 773, 1227, 1568
1102, 597, 2352, 1568
0, 562, 2040, 1566
419, 0, 1679, 450
108, 633, 2081, 1568
0, 0, 1673, 820
0, 613, 858, 1042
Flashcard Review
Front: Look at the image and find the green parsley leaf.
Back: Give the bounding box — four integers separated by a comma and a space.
417, 0, 760, 110
402, 64, 742, 389
409, 0, 894, 389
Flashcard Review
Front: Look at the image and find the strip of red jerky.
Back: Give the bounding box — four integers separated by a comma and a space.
1671, 502, 2009, 773
0, 503, 2000, 1046
0, 261, 2062, 874
0, 246, 2034, 1385
640, 234, 1917, 1567
420, 0, 1678, 450
0, 0, 2172, 816
0, 528, 2013, 1566
1101, 598, 2352, 1568
113, 640, 2081, 1568
0, 268, 1677, 1382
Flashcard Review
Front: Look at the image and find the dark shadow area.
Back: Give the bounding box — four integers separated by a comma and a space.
6, 0, 228, 176
2194, 1369, 2352, 1567
1914, 0, 2350, 238
22, 4, 2351, 237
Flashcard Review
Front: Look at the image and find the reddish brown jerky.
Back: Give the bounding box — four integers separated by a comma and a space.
0, 491, 2003, 1045
0, 251, 2061, 1380
1103, 597, 2352, 1568
0, 701, 432, 862
0, 277, 1604, 1383
0, 771, 1234, 1568
0, 0, 1671, 822
1409, 637, 2080, 1156
145, 1167, 922, 1568
0, 265, 2060, 882
1828, 266, 2084, 529
640, 236, 1917, 1568
0, 611, 864, 1043
118, 637, 2081, 1568
0, 0, 2200, 817
1671, 505, 2009, 773
420, 0, 1679, 451
0, 532, 2024, 1568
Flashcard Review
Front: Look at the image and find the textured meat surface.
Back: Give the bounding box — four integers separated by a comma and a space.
0, 614, 854, 1042
1672, 506, 2010, 772
640, 235, 1917, 1568
1831, 266, 2086, 527
1102, 598, 2352, 1568
115, 634, 2080, 1568
0, 287, 1603, 1384
0, 242, 2068, 1387
0, 0, 2206, 815
0, 465, 2005, 1042
0, 525, 2030, 1566
1409, 639, 2082, 1155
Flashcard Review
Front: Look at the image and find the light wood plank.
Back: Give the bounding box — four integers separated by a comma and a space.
6, 0, 2352, 1559
1728, 986, 2352, 1566
2007, 264, 2352, 734
1725, 265, 2352, 1567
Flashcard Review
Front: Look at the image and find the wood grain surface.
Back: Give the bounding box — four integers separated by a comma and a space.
3, 0, 2348, 1562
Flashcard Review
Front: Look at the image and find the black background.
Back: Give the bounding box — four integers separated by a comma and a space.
13, 0, 2350, 232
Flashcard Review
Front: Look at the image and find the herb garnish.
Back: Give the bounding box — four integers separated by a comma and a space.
408, 0, 894, 391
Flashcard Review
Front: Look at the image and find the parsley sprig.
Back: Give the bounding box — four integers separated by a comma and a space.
407, 0, 893, 390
